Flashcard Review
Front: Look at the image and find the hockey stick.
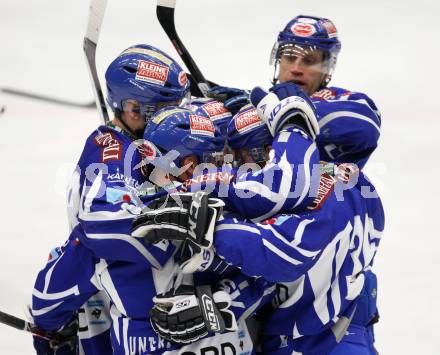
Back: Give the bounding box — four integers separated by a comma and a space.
1, 88, 95, 109
0, 310, 53, 341
83, 0, 109, 124
156, 0, 210, 97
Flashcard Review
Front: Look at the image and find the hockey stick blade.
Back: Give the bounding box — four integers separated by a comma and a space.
84, 0, 109, 124
156, 0, 210, 97
1, 88, 95, 109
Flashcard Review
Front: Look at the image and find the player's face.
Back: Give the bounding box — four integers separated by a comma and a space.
233, 146, 271, 168
278, 47, 327, 95
121, 100, 148, 132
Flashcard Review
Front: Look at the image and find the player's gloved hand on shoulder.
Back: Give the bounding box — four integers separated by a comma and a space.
150, 284, 237, 344
32, 316, 78, 355
207, 86, 250, 115
131, 191, 225, 253
250, 82, 319, 139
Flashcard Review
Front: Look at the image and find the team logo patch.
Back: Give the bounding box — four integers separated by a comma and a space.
178, 71, 187, 86
94, 131, 122, 163
190, 114, 215, 137
234, 107, 263, 133
312, 88, 337, 100
202, 101, 231, 121
135, 60, 169, 86
291, 23, 316, 37
322, 20, 338, 38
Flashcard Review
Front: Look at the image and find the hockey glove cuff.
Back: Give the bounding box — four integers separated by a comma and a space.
250, 82, 319, 139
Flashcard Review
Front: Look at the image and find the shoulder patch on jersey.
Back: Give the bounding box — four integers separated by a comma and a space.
311, 88, 338, 100
47, 247, 62, 262
94, 131, 123, 163
307, 174, 335, 211
106, 187, 134, 205
261, 214, 291, 226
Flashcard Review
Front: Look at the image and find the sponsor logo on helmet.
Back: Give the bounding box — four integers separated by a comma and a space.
136, 60, 169, 86
201, 101, 230, 121
94, 131, 122, 162
178, 71, 187, 86
190, 115, 215, 137
291, 23, 316, 37
235, 107, 263, 133
322, 20, 338, 38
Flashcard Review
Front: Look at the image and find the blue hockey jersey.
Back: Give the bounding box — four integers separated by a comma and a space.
212, 172, 384, 354
312, 87, 381, 169
185, 127, 320, 223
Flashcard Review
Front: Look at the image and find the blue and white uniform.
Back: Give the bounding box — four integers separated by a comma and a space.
212, 171, 384, 354
31, 124, 177, 354
186, 127, 319, 223
312, 87, 381, 170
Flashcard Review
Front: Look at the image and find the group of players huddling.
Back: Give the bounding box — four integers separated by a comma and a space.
29, 15, 384, 355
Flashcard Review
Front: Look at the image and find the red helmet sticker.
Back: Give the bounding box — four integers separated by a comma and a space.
291, 23, 316, 37
178, 71, 187, 87
136, 60, 169, 86
235, 107, 263, 133
322, 20, 338, 38
139, 141, 156, 160
202, 101, 230, 121
190, 114, 215, 137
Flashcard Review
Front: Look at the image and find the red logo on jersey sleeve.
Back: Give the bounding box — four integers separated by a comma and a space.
94, 131, 122, 163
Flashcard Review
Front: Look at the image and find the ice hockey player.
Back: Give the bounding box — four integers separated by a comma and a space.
206, 14, 382, 352
136, 89, 384, 354
31, 44, 191, 354
209, 14, 381, 170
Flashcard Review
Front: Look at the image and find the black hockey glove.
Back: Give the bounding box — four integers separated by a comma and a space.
132, 191, 224, 253
32, 316, 78, 355
150, 285, 237, 344
207, 86, 250, 115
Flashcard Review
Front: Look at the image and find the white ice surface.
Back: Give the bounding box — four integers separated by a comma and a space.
1, 0, 439, 353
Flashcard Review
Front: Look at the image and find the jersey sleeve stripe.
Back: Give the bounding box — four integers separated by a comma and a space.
319, 111, 380, 133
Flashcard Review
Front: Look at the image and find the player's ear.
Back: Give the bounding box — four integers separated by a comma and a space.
264, 145, 272, 161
